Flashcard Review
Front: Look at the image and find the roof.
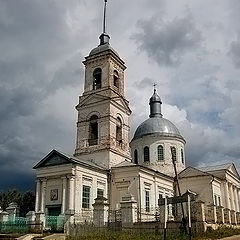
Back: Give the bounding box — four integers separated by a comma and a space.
112, 160, 174, 181
198, 163, 240, 179
113, 160, 136, 168
198, 163, 233, 172
132, 117, 184, 141
33, 149, 107, 171
178, 166, 211, 178
89, 43, 119, 57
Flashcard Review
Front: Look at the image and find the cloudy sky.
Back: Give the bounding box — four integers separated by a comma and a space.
1, 0, 240, 191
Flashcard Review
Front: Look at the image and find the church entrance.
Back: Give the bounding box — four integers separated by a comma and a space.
47, 205, 61, 216
46, 205, 65, 231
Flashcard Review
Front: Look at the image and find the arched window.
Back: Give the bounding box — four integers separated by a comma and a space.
116, 117, 122, 145
144, 146, 150, 162
89, 115, 98, 146
157, 145, 164, 161
170, 146, 177, 162
93, 68, 102, 90
134, 149, 138, 164
113, 70, 119, 88
181, 149, 184, 164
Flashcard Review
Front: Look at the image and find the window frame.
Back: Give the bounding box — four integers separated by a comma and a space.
145, 190, 150, 212
144, 146, 150, 162
116, 117, 122, 144
181, 149, 184, 164
97, 188, 104, 198
82, 185, 91, 209
93, 68, 102, 90
89, 115, 99, 146
134, 149, 138, 164
157, 145, 164, 161
113, 70, 119, 88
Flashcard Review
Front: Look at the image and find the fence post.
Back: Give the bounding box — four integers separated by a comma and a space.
6, 202, 19, 222
35, 212, 45, 230
120, 193, 137, 228
26, 211, 36, 230
0, 210, 9, 223
92, 196, 109, 227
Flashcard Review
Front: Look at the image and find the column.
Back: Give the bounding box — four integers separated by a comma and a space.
224, 181, 230, 209
61, 177, 67, 214
238, 189, 240, 212
229, 183, 234, 210
234, 186, 239, 212
68, 176, 75, 211
35, 179, 41, 212
40, 179, 47, 213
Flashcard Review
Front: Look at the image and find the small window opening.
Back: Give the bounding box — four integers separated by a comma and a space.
170, 146, 177, 162
97, 188, 104, 198
181, 149, 184, 164
157, 145, 164, 161
116, 117, 122, 145
145, 190, 150, 212
93, 68, 102, 90
134, 149, 138, 164
144, 146, 150, 162
113, 70, 119, 88
89, 115, 98, 146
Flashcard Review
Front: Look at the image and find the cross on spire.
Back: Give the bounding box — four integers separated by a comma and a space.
153, 83, 157, 93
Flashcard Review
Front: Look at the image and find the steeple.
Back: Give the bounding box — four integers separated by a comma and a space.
99, 0, 110, 45
149, 85, 162, 118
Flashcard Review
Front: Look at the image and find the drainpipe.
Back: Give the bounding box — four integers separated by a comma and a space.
138, 173, 141, 222
210, 175, 215, 205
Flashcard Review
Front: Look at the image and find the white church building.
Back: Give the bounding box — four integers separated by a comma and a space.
33, 6, 240, 227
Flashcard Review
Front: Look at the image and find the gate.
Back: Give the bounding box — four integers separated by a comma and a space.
45, 215, 66, 231
108, 209, 122, 230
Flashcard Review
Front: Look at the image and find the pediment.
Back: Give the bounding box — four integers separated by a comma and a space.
33, 150, 72, 169
78, 94, 110, 107
111, 97, 131, 114
179, 167, 209, 178
228, 163, 240, 179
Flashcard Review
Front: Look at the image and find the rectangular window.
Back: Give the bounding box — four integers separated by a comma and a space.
97, 188, 104, 198
214, 195, 218, 206
218, 196, 221, 206
146, 190, 150, 212
82, 185, 91, 209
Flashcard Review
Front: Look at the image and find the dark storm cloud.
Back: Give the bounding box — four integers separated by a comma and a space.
133, 15, 202, 66
0, 0, 84, 191
1, 0, 240, 191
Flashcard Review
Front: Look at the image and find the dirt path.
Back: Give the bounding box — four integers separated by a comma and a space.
220, 235, 240, 240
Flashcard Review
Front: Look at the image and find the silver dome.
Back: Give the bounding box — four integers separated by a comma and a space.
132, 117, 184, 141
89, 43, 119, 57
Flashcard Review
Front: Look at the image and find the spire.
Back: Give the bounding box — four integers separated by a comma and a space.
99, 0, 110, 45
149, 85, 162, 118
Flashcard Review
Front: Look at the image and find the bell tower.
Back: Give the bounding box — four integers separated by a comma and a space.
74, 0, 131, 169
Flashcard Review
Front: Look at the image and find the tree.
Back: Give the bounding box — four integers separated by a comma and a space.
0, 189, 35, 216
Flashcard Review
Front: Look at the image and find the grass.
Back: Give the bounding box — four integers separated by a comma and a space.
66, 226, 240, 240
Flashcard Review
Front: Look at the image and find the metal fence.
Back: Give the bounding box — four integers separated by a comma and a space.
0, 217, 43, 234
45, 215, 66, 231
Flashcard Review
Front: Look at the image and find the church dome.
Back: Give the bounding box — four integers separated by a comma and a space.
89, 43, 119, 57
132, 88, 185, 142
132, 117, 183, 141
